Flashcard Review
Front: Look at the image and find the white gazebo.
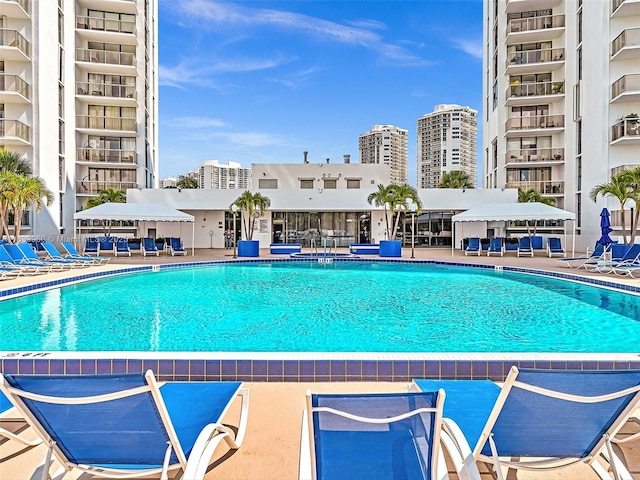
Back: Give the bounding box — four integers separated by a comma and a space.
451, 202, 576, 256
73, 203, 196, 255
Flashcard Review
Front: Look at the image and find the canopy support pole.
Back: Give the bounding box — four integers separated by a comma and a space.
192, 221, 195, 256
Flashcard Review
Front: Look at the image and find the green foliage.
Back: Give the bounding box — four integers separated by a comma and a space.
231, 191, 271, 240
439, 170, 474, 189
0, 148, 32, 176
367, 183, 422, 240
84, 188, 126, 235
176, 176, 199, 189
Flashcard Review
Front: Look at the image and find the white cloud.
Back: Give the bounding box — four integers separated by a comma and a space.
167, 116, 228, 128
451, 38, 483, 60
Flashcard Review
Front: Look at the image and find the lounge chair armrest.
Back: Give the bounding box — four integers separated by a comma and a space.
182, 387, 249, 480
441, 418, 482, 480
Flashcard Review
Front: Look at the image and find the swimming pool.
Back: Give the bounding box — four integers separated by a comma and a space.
1, 261, 639, 353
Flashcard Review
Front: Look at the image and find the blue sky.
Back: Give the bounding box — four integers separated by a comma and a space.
158, 0, 483, 186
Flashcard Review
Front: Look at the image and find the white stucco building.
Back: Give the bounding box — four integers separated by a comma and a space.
358, 125, 408, 185
0, 0, 158, 236
483, 0, 640, 250
198, 160, 251, 189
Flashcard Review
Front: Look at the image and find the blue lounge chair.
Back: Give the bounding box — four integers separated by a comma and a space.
17, 242, 75, 270
4, 243, 60, 272
0, 390, 41, 447
83, 238, 100, 256
0, 245, 44, 275
114, 239, 131, 257
300, 390, 481, 480
0, 370, 249, 480
487, 238, 504, 257
559, 241, 609, 269
546, 237, 566, 257
584, 243, 632, 273
413, 367, 640, 480
62, 241, 110, 265
39, 242, 90, 268
170, 237, 188, 256
142, 237, 160, 256
516, 236, 534, 257
465, 237, 481, 256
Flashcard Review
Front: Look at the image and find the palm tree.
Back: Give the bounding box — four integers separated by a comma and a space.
517, 188, 556, 237
368, 184, 422, 240
231, 191, 271, 240
176, 176, 198, 189
0, 148, 32, 176
620, 167, 640, 244
0, 171, 18, 240
1, 174, 54, 242
590, 174, 634, 244
367, 184, 395, 239
85, 188, 126, 235
439, 170, 474, 189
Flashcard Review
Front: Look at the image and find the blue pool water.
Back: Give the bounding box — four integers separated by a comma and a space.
1, 261, 640, 352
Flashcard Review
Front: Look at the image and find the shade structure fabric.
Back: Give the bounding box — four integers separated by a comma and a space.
599, 208, 613, 245
73, 202, 194, 223
452, 202, 575, 223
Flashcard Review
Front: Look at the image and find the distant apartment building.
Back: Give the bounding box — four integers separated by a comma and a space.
483, 0, 640, 249
417, 105, 478, 189
358, 125, 408, 185
199, 160, 251, 189
1, 0, 158, 235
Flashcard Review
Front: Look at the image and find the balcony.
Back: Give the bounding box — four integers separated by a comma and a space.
505, 148, 564, 166
505, 48, 564, 75
611, 117, 640, 144
77, 180, 138, 195
505, 114, 565, 137
506, 80, 564, 106
611, 74, 640, 103
0, 119, 30, 145
0, 74, 30, 103
76, 148, 136, 164
506, 15, 565, 44
76, 0, 137, 15
0, 0, 30, 18
76, 81, 136, 105
611, 28, 640, 61
611, 0, 640, 18
76, 115, 137, 134
75, 15, 136, 45
75, 48, 136, 75
505, 180, 564, 195
506, 0, 561, 14
0, 29, 30, 61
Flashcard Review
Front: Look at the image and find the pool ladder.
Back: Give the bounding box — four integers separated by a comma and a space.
311, 237, 337, 264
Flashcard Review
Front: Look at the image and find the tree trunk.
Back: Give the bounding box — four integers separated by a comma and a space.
632, 209, 640, 244
12, 207, 23, 243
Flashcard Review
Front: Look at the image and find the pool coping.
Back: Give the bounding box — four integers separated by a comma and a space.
2, 258, 640, 382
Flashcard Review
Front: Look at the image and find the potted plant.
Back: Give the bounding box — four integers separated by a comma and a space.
551, 81, 564, 94
367, 184, 422, 257
231, 191, 271, 257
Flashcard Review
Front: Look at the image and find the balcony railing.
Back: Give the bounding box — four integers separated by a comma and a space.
76, 82, 135, 99
77, 180, 138, 195
613, 0, 625, 12
0, 29, 30, 58
508, 14, 565, 34
506, 148, 564, 163
0, 74, 30, 98
612, 28, 640, 57
506, 48, 564, 67
75, 48, 135, 66
612, 74, 640, 100
76, 115, 136, 131
76, 15, 135, 34
507, 80, 564, 99
506, 114, 565, 131
611, 117, 640, 141
77, 148, 136, 163
505, 180, 564, 195
6, 0, 29, 14
0, 119, 30, 142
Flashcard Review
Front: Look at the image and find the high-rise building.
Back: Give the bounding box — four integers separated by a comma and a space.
417, 104, 478, 189
198, 160, 252, 189
358, 125, 408, 185
0, 0, 158, 236
483, 0, 640, 249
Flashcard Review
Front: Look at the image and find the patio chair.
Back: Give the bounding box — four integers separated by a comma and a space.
487, 238, 504, 257
299, 390, 481, 480
113, 239, 131, 257
0, 370, 249, 480
546, 237, 566, 257
559, 241, 610, 269
584, 243, 632, 273
142, 237, 160, 256
0, 390, 41, 447
62, 241, 110, 265
41, 241, 92, 268
17, 243, 75, 270
516, 237, 534, 257
4, 244, 60, 272
465, 237, 481, 256
83, 238, 100, 256
170, 237, 188, 256
0, 245, 45, 275
413, 367, 640, 480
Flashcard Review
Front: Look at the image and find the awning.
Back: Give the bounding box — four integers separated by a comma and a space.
452, 202, 575, 222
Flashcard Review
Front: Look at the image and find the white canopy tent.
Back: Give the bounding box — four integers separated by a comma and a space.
73, 203, 196, 255
451, 202, 576, 256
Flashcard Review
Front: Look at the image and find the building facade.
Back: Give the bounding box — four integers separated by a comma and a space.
483, 0, 640, 249
198, 160, 251, 189
358, 124, 408, 185
417, 104, 478, 189
0, 0, 158, 236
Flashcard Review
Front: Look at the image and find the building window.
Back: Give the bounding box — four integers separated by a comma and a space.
346, 179, 360, 189
300, 179, 314, 189
258, 179, 278, 189
323, 179, 337, 189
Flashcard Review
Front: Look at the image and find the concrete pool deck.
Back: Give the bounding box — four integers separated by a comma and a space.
1, 247, 640, 478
